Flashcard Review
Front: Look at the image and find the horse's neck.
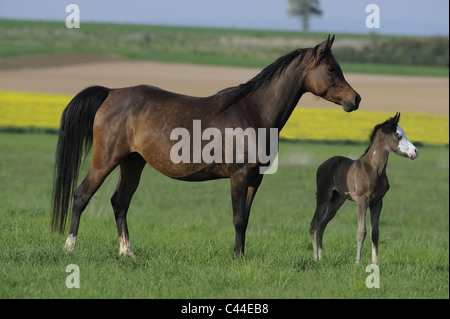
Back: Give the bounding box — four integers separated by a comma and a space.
246, 64, 306, 129
361, 143, 390, 176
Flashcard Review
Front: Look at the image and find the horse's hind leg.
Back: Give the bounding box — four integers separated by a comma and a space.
316, 192, 345, 260
65, 160, 118, 251
311, 190, 345, 261
369, 199, 382, 264
111, 153, 146, 256
311, 167, 334, 261
310, 195, 329, 261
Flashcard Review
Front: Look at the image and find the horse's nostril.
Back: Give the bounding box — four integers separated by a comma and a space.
355, 94, 361, 106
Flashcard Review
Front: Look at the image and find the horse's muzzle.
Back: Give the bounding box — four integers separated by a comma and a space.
343, 94, 361, 112
409, 148, 419, 160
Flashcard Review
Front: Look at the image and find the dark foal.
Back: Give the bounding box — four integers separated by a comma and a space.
310, 113, 418, 264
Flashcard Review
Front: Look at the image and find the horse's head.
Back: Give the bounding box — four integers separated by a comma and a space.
304, 35, 361, 112
381, 112, 418, 160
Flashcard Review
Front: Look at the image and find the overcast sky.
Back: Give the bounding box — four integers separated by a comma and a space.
0, 0, 448, 36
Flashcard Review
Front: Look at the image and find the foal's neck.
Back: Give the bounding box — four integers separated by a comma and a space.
361, 142, 390, 176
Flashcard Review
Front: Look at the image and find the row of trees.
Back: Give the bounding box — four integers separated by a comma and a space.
334, 35, 449, 67
287, 0, 448, 67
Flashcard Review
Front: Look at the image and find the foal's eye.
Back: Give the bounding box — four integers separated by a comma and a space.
396, 133, 402, 140
327, 66, 336, 72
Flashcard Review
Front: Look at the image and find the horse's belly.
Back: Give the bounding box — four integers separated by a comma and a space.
148, 158, 229, 181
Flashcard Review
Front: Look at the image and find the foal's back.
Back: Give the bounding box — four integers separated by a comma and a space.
316, 156, 354, 200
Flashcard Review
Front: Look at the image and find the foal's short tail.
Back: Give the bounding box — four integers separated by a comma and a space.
51, 86, 110, 233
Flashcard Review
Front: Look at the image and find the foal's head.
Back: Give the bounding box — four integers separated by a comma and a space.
303, 35, 361, 112
372, 112, 418, 160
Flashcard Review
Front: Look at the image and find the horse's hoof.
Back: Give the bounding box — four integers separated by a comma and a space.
64, 234, 76, 252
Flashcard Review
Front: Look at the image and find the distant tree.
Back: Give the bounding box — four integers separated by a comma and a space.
287, 0, 323, 32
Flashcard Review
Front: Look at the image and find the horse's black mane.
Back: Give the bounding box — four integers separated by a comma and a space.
217, 48, 308, 113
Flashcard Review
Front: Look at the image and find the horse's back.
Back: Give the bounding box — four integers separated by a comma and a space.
316, 156, 353, 194
92, 84, 232, 180
317, 156, 353, 176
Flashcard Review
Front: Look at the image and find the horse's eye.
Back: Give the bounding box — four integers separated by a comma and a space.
396, 133, 402, 140
327, 66, 336, 72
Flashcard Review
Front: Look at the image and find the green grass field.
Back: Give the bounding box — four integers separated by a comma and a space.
0, 132, 448, 299
0, 15, 448, 303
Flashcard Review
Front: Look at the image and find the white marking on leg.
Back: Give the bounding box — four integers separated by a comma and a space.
64, 234, 77, 252
311, 230, 318, 261
119, 233, 135, 257
372, 243, 378, 264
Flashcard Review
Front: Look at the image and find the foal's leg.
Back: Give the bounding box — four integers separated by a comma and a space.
111, 153, 146, 256
355, 200, 369, 265
310, 178, 334, 261
369, 200, 383, 264
316, 192, 345, 260
65, 160, 118, 251
310, 195, 328, 261
310, 197, 329, 261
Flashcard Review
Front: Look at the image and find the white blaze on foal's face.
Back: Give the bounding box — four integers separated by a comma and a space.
396, 125, 418, 160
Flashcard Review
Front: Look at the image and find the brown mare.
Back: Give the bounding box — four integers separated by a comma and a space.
310, 113, 418, 264
51, 35, 361, 258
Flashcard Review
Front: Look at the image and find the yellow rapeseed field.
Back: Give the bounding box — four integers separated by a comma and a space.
0, 90, 448, 145
282, 107, 449, 145
0, 90, 70, 130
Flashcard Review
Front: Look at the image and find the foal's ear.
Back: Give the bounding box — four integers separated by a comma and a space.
390, 112, 401, 130
393, 112, 401, 125
313, 34, 335, 63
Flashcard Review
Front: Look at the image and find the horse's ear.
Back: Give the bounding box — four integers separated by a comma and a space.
313, 35, 335, 64
390, 112, 401, 130
394, 112, 401, 125
328, 34, 335, 48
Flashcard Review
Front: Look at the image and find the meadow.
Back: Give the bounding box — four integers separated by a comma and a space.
0, 18, 448, 301
0, 132, 448, 299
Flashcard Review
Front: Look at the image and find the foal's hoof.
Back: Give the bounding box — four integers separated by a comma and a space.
118, 249, 135, 258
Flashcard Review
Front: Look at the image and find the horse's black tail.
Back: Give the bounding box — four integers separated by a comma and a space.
51, 86, 110, 233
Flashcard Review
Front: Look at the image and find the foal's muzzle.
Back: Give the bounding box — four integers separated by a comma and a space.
409, 148, 419, 160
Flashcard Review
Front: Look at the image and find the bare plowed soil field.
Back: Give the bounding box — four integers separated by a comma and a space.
1, 55, 448, 115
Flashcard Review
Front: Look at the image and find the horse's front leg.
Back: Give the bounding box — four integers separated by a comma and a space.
230, 173, 248, 258
230, 171, 262, 258
355, 199, 368, 265
369, 199, 383, 264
